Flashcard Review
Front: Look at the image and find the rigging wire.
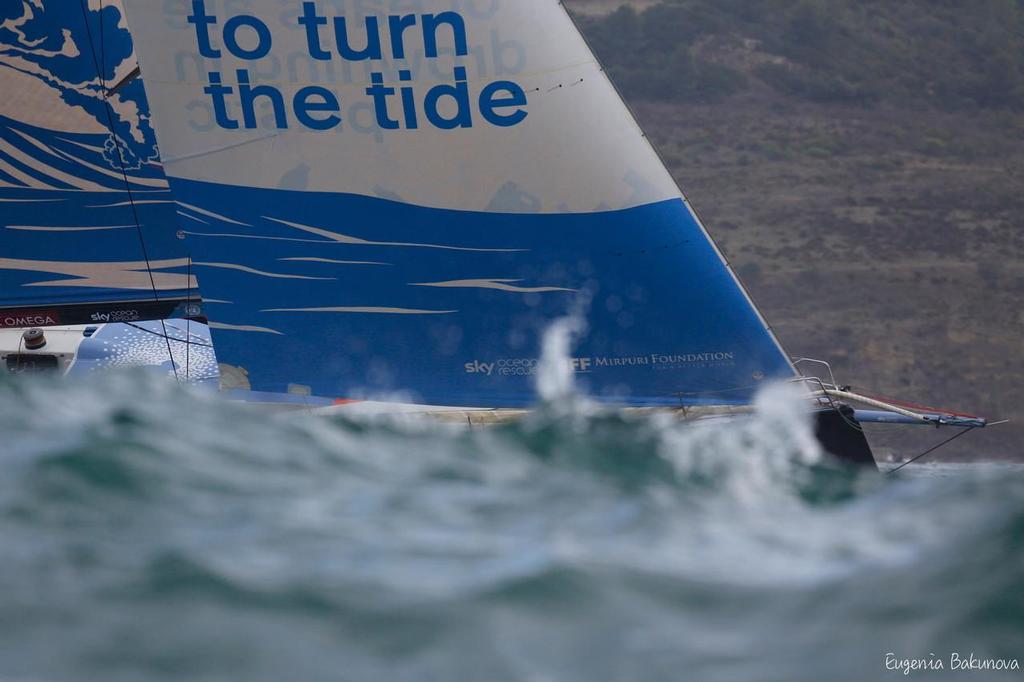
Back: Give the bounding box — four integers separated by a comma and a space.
77, 0, 180, 381
886, 427, 975, 475
185, 255, 192, 381
122, 321, 213, 347
11, 331, 25, 374
97, 0, 105, 95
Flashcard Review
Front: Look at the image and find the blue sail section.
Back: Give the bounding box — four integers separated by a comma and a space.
116, 0, 796, 406
0, 1, 199, 327
171, 179, 792, 406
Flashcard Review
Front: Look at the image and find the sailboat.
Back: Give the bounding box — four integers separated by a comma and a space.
0, 1, 989, 466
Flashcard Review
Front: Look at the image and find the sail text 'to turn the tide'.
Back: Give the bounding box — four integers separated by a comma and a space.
188, 0, 529, 132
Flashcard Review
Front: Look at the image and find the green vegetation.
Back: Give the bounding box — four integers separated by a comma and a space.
577, 0, 1024, 110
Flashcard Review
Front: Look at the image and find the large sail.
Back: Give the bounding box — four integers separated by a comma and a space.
0, 1, 201, 327
119, 0, 795, 406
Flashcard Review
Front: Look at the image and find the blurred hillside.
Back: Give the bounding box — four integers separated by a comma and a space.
568, 0, 1024, 460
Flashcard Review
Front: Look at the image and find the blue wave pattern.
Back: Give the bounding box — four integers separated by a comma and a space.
0, 114, 164, 192
0, 1, 157, 170
0, 3, 194, 309
0, 182, 194, 308
173, 179, 793, 406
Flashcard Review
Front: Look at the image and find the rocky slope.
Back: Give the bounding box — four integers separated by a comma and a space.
568, 0, 1024, 459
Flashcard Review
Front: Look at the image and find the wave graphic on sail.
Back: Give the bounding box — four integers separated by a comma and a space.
0, 116, 164, 192
0, 0, 160, 175
0, 257, 196, 290
263, 217, 527, 253
410, 279, 577, 293
0, 2, 198, 318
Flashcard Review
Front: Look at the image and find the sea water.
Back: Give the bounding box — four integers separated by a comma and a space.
0, 366, 1021, 681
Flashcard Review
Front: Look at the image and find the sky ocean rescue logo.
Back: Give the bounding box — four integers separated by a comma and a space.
466, 352, 737, 377
90, 310, 142, 323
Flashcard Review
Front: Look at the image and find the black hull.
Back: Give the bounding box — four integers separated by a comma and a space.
815, 405, 877, 468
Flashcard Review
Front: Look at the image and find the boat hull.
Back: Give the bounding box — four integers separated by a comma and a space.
0, 325, 877, 467
814, 405, 877, 467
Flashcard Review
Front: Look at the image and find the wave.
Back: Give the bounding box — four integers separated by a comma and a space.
0, 369, 1020, 681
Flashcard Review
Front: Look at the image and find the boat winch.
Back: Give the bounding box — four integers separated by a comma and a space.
22, 328, 46, 350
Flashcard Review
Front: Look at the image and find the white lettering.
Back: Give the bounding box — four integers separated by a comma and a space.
885, 653, 944, 675
951, 653, 1020, 671
464, 360, 495, 376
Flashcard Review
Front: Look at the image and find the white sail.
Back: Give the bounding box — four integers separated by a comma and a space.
122, 1, 680, 212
